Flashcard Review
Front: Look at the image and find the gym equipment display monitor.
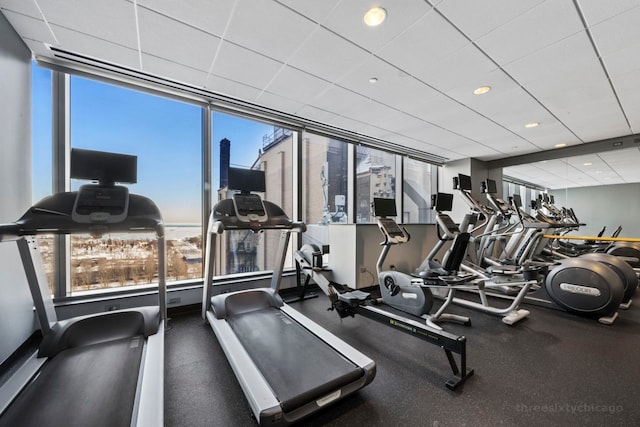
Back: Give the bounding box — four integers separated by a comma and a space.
432, 192, 454, 212
373, 198, 397, 217
232, 193, 268, 222
512, 194, 523, 208
228, 167, 266, 193
484, 179, 498, 194
458, 174, 472, 191
71, 148, 137, 184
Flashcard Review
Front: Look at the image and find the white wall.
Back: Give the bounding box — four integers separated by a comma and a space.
0, 12, 37, 364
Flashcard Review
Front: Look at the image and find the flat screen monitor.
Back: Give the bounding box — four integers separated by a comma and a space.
484, 179, 497, 194
432, 192, 454, 212
542, 193, 550, 203
373, 198, 397, 217
458, 174, 472, 191
70, 148, 137, 184
227, 167, 266, 193
549, 195, 555, 204
512, 194, 523, 208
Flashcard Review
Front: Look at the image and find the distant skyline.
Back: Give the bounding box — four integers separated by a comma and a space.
32, 63, 274, 224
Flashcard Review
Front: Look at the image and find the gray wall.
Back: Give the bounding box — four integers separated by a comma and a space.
551, 183, 640, 238
0, 12, 37, 365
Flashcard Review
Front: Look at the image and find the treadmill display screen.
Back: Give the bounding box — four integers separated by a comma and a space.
74, 186, 128, 215
233, 194, 266, 217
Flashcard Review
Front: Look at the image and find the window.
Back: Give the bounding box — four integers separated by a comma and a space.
211, 112, 295, 275
356, 146, 397, 223
403, 158, 437, 223
68, 76, 203, 294
301, 133, 350, 225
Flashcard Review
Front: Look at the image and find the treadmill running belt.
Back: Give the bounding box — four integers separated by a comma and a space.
0, 335, 144, 427
228, 307, 363, 412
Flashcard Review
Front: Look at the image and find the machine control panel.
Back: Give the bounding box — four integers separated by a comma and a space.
72, 185, 129, 224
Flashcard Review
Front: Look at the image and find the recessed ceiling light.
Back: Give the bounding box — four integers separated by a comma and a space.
473, 86, 491, 95
525, 122, 539, 128
595, 170, 602, 174
583, 162, 592, 166
554, 143, 567, 148
369, 77, 378, 83
364, 7, 387, 27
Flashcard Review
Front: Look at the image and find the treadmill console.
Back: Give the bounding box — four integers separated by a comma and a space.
232, 193, 268, 223
72, 184, 129, 223
377, 217, 409, 244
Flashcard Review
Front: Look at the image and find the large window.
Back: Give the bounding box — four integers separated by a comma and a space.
31, 63, 441, 299
403, 158, 436, 224
356, 146, 397, 223
302, 132, 350, 225
211, 112, 295, 275
66, 77, 203, 294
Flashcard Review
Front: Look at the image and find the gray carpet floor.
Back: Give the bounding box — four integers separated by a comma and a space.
165, 289, 640, 426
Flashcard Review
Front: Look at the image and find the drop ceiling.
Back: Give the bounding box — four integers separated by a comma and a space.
2, 0, 640, 189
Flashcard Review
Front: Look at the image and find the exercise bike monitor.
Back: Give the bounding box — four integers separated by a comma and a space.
483, 179, 498, 195
373, 197, 397, 217
432, 192, 454, 212
458, 174, 472, 191
373, 198, 408, 243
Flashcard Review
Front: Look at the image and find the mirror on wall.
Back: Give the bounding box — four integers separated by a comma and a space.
502, 147, 640, 237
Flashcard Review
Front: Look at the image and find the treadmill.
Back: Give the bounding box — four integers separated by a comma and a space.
0, 149, 165, 427
201, 167, 375, 426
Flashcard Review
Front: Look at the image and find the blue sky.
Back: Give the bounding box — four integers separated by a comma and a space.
32, 63, 273, 224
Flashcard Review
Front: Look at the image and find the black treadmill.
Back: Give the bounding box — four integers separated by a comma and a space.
201, 167, 376, 426
0, 149, 166, 427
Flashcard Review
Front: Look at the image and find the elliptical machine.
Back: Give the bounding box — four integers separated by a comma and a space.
506, 192, 626, 324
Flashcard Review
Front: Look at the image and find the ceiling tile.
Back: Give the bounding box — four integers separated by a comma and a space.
225, 0, 317, 63
137, 0, 235, 36
437, 0, 546, 40
0, 0, 41, 17
141, 54, 210, 88
138, 8, 220, 72
377, 11, 469, 78
1, 10, 55, 47
38, 0, 138, 50
263, 66, 331, 105
476, 0, 584, 65
287, 26, 371, 82
322, 0, 433, 53
276, 0, 342, 24
577, 0, 640, 27
210, 41, 283, 90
